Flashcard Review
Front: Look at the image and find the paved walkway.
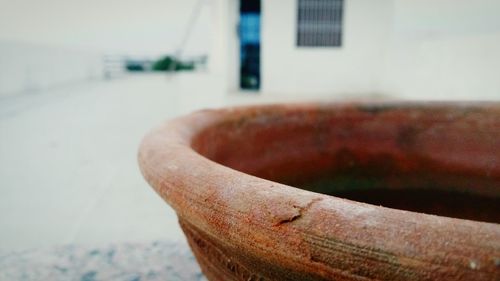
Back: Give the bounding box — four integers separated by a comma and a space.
0, 73, 244, 252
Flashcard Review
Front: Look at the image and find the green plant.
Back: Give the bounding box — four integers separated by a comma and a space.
152, 56, 195, 72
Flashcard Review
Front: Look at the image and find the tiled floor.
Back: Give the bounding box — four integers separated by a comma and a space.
1, 72, 336, 253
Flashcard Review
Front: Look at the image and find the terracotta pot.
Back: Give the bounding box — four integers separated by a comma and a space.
138, 102, 500, 281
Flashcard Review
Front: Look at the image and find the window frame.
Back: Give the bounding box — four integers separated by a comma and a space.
296, 0, 344, 48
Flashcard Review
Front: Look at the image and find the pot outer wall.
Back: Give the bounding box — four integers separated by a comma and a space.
138, 102, 500, 281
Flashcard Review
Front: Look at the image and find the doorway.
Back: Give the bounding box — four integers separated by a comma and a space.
239, 0, 261, 91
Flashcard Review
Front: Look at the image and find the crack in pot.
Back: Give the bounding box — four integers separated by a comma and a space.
274, 198, 324, 226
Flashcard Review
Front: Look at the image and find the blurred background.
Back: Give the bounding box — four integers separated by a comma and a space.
1, 0, 499, 279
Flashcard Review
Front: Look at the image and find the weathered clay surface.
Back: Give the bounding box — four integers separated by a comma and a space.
138, 102, 500, 280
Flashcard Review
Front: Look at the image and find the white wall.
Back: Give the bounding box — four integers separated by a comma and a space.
210, 0, 240, 93
381, 0, 500, 100
261, 0, 393, 96
0, 0, 210, 57
0, 41, 103, 97
256, 0, 500, 100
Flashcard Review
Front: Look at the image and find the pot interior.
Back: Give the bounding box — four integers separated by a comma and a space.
192, 105, 500, 223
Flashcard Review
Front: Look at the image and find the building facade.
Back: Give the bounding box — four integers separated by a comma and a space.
211, 0, 500, 100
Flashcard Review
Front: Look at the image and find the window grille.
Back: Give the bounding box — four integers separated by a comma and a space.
297, 0, 344, 47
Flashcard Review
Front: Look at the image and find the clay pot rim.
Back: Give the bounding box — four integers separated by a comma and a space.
139, 100, 498, 223
138, 101, 499, 276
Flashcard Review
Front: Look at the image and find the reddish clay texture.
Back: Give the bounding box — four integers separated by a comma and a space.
138, 102, 500, 281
